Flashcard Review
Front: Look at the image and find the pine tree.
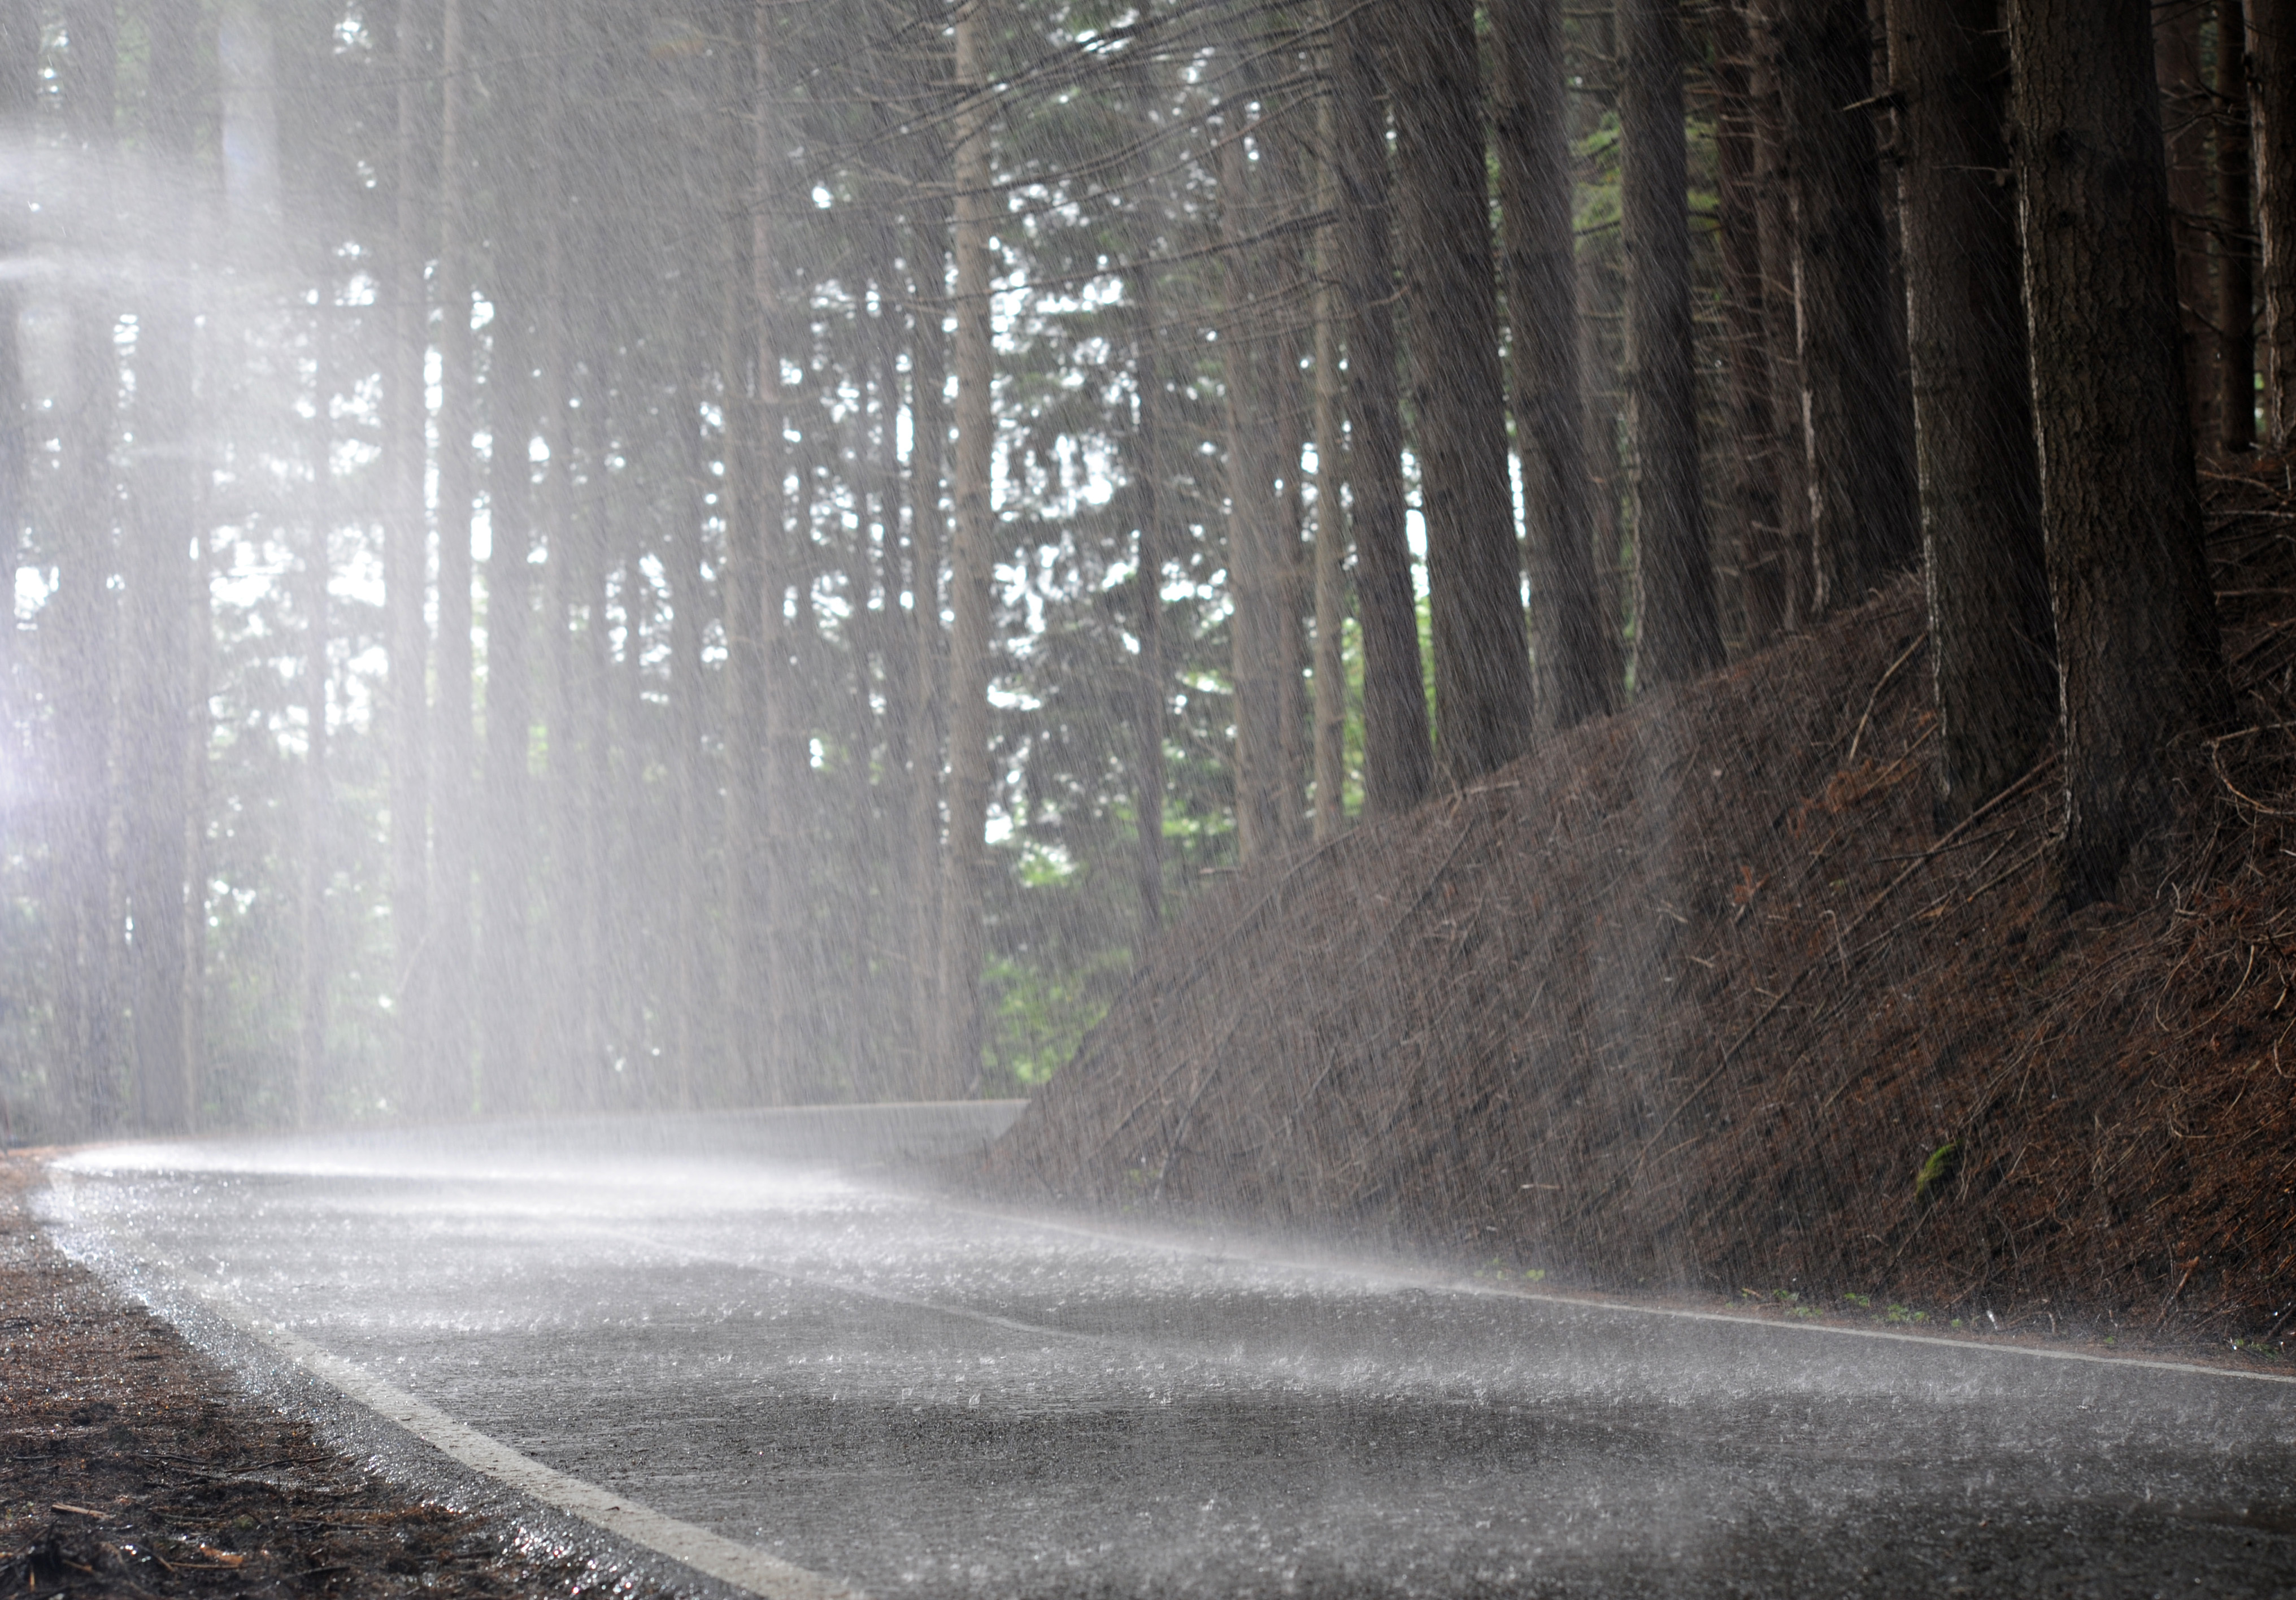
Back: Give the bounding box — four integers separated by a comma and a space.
1886, 0, 2055, 821
2007, 0, 2232, 903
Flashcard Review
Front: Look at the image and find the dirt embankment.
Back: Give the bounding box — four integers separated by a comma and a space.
985, 460, 2296, 1354
0, 1152, 668, 1600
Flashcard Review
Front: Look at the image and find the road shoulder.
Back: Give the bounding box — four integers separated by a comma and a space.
1, 1148, 675, 1600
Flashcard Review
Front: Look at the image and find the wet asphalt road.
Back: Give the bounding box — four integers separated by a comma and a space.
38, 1108, 2296, 1599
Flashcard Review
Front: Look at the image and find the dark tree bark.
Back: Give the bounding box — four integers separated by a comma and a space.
940, 0, 994, 1092
1571, 7, 1628, 700
2008, 0, 2232, 905
1769, 0, 1920, 615
1747, 6, 1816, 628
1620, 0, 1723, 687
1578, 247, 1628, 694
2253, 0, 2296, 447
749, 0, 804, 1101
1711, 2, 1789, 651
1121, 132, 1170, 916
1395, 0, 1535, 778
1311, 55, 1346, 838
1106, 8, 1171, 912
1219, 120, 1284, 860
1494, 0, 1613, 728
2157, 1, 2218, 445
1251, 84, 1313, 850
123, 0, 199, 1129
1334, 3, 1430, 815
908, 185, 950, 1070
1887, 0, 2056, 822
2219, 0, 2256, 453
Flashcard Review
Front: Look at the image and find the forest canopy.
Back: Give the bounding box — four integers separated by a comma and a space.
0, 0, 2284, 1138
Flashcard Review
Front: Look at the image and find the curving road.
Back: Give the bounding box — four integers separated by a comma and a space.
39, 1107, 2296, 1599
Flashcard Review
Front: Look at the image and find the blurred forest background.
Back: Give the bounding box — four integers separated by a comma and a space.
0, 0, 2282, 1137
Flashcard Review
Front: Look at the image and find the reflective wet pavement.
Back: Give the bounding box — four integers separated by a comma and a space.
38, 1110, 2296, 1598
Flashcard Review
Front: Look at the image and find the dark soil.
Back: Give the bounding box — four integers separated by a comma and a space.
984, 455, 2296, 1360
0, 1151, 669, 1600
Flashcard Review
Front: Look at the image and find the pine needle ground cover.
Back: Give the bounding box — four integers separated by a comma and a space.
0, 1154, 676, 1600
985, 462, 2296, 1354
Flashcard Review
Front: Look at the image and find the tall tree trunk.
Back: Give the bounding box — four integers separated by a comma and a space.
1573, 8, 1629, 700
752, 0, 799, 1102
1268, 110, 1311, 849
1580, 254, 1628, 687
668, 380, 710, 1109
1712, 2, 1789, 651
868, 291, 907, 1093
577, 387, 614, 1101
481, 288, 535, 1113
785, 414, 829, 1094
1770, 0, 1920, 615
845, 441, 879, 1092
1888, 0, 2056, 822
538, 23, 584, 1108
1333, 2, 1430, 814
182, 508, 215, 1131
874, 268, 920, 1097
1122, 260, 1167, 938
431, 0, 474, 1112
1395, 0, 1536, 778
908, 190, 950, 1077
298, 236, 333, 1130
940, 0, 994, 1094
2158, 0, 2219, 446
611, 530, 644, 1090
2220, 0, 2257, 453
719, 2, 760, 1101
124, 0, 198, 1130
2008, 0, 2231, 905
0, 0, 27, 849
2253, 0, 2296, 447
1747, 6, 1815, 628
1620, 0, 1724, 687
1311, 56, 1347, 840
1220, 123, 1282, 860
51, 0, 120, 1132
386, 0, 432, 1109
1495, 0, 1613, 728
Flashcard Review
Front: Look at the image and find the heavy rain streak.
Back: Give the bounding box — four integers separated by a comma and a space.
5, 0, 2296, 1597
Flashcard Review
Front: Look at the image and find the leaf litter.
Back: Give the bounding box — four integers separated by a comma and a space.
0, 1154, 673, 1600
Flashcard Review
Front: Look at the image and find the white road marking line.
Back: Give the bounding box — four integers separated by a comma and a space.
942, 1201, 2296, 1389
115, 1236, 867, 1600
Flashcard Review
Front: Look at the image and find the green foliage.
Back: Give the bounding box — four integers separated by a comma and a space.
1915, 1141, 1962, 1203
981, 945, 1131, 1094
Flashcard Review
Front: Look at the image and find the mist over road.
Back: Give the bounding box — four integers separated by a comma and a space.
39, 1110, 2296, 1599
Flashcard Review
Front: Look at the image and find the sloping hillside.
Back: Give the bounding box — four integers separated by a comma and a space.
982, 463, 2296, 1343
